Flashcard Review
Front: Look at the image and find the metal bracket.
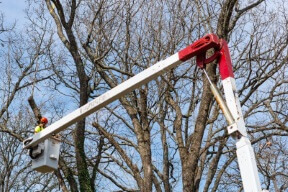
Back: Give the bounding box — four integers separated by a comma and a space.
227, 122, 238, 135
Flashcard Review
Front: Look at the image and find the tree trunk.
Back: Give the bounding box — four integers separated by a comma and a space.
182, 63, 216, 192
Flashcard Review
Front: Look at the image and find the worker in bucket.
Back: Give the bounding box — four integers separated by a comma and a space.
34, 117, 48, 133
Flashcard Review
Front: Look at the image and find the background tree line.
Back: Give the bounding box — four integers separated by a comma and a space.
0, 0, 287, 191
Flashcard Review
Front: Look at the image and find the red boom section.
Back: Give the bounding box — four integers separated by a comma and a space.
178, 34, 221, 62
179, 34, 234, 80
219, 40, 234, 80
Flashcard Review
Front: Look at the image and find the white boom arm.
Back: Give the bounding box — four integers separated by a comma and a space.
216, 40, 263, 191
24, 33, 219, 149
222, 77, 262, 191
23, 53, 182, 149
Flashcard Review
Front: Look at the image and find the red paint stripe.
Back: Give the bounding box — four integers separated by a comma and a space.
219, 40, 234, 80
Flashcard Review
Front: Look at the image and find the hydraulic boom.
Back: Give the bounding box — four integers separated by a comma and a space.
23, 34, 265, 191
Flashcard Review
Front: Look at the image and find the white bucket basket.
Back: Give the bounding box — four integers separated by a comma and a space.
31, 137, 61, 173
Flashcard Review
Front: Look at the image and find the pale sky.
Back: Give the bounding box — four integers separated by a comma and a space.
1, 0, 26, 25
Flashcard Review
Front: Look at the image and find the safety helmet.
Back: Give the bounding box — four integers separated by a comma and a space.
40, 117, 48, 124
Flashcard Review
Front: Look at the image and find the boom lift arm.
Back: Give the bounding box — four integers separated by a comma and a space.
23, 34, 265, 191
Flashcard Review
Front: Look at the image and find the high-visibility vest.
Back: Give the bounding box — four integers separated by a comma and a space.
34, 125, 44, 133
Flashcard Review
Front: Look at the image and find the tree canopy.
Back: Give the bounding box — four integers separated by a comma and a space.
0, 0, 287, 191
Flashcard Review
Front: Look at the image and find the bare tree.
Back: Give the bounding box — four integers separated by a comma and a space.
41, 0, 288, 191
0, 24, 60, 192
1, 0, 287, 191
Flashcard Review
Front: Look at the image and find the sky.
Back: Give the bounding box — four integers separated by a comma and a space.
1, 0, 26, 26
0, 1, 287, 191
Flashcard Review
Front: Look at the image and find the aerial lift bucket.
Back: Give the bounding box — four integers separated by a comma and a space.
24, 137, 61, 173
